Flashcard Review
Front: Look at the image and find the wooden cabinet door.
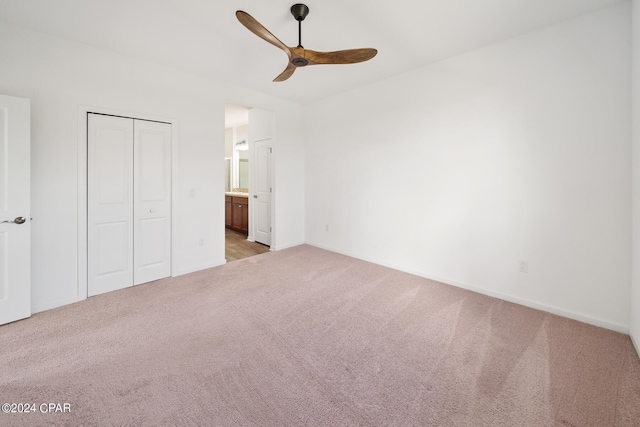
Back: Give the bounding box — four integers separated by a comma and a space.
241, 203, 249, 234
231, 196, 248, 235
232, 203, 243, 232
225, 196, 232, 228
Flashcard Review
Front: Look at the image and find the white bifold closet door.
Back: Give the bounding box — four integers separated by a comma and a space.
88, 114, 171, 297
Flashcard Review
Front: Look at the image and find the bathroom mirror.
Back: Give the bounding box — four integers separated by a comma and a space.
225, 104, 250, 193
224, 153, 249, 192
238, 151, 249, 189
225, 123, 249, 193
224, 158, 232, 192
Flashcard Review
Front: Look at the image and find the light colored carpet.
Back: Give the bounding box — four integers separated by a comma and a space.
1, 245, 639, 426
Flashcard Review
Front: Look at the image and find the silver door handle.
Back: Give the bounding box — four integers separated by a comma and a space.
1, 216, 27, 225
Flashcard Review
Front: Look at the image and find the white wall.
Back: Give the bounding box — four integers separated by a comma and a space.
0, 22, 305, 313
632, 0, 640, 347
306, 3, 632, 331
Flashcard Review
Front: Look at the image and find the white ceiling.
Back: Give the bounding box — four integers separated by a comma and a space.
0, 0, 624, 104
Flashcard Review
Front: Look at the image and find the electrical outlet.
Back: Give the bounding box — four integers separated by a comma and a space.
199, 238, 205, 247
519, 261, 528, 273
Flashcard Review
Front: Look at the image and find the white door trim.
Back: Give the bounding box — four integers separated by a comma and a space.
77, 105, 178, 301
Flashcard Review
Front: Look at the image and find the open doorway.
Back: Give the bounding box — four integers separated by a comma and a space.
224, 103, 271, 262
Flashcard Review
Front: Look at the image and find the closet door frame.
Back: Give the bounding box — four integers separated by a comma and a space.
77, 105, 178, 301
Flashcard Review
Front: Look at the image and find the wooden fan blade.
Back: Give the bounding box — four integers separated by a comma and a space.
273, 63, 297, 82
300, 48, 378, 65
236, 10, 291, 58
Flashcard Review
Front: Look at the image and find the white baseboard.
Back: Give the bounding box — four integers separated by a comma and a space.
32, 261, 226, 315
305, 241, 629, 334
630, 330, 640, 358
32, 296, 81, 314
173, 259, 226, 277
271, 241, 305, 251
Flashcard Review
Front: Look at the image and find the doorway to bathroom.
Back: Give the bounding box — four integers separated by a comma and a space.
224, 103, 273, 262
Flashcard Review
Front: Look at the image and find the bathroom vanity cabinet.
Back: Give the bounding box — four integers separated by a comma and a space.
225, 194, 248, 235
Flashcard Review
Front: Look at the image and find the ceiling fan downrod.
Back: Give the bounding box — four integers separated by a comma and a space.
291, 3, 309, 48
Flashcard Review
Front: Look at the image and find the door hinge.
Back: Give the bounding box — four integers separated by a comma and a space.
270, 226, 272, 232
270, 187, 272, 193
269, 148, 272, 153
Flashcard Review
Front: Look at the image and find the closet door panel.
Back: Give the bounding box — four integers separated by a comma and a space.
134, 120, 171, 285
88, 114, 134, 296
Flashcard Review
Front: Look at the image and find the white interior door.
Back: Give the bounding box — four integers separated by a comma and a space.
0, 94, 30, 326
248, 108, 273, 246
254, 140, 272, 246
88, 114, 171, 296
133, 120, 171, 285
88, 114, 134, 296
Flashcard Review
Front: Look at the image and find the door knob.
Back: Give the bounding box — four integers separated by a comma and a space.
253, 195, 257, 198
1, 216, 26, 225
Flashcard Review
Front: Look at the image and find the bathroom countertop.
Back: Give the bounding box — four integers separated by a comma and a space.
225, 192, 249, 198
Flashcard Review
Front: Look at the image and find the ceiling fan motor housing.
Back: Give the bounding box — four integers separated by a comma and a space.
292, 57, 309, 67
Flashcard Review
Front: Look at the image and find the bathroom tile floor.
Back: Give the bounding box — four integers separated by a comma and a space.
225, 228, 270, 262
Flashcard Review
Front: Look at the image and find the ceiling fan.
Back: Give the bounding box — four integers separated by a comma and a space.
236, 4, 377, 82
